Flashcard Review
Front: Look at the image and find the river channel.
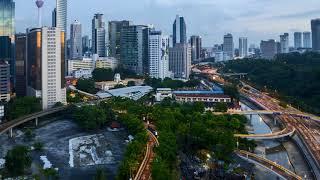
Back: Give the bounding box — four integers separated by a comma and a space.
240, 102, 314, 180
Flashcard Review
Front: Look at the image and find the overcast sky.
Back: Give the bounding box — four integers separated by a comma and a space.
15, 0, 320, 47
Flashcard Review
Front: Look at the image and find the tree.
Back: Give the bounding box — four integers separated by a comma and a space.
127, 81, 136, 87
7, 97, 41, 120
223, 84, 240, 100
33, 142, 44, 151
5, 146, 32, 176
25, 128, 35, 141
94, 168, 107, 180
214, 102, 228, 112
53, 102, 64, 108
42, 168, 59, 180
76, 78, 96, 94
73, 106, 107, 130
92, 68, 114, 82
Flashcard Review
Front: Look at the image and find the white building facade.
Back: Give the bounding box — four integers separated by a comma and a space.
239, 37, 248, 58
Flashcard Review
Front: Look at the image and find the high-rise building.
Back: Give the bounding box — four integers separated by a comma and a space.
120, 25, 149, 75
0, 61, 10, 102
26, 27, 66, 110
190, 35, 202, 62
148, 30, 170, 79
52, 8, 56, 27
294, 32, 302, 49
108, 20, 131, 60
239, 37, 248, 58
56, 0, 67, 32
0, 0, 15, 88
223, 33, 234, 59
82, 35, 90, 54
15, 33, 27, 97
173, 15, 187, 46
303, 32, 312, 49
280, 33, 289, 53
260, 39, 277, 60
169, 43, 191, 79
70, 20, 82, 59
92, 14, 106, 57
311, 19, 320, 51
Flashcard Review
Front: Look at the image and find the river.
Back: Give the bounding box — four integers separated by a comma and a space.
240, 102, 314, 180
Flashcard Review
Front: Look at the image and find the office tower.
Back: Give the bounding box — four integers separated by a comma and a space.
260, 39, 277, 60
294, 32, 302, 49
303, 32, 312, 48
0, 61, 10, 102
108, 20, 131, 60
280, 33, 289, 53
120, 25, 149, 75
239, 37, 248, 58
92, 14, 106, 57
148, 30, 170, 79
169, 43, 191, 79
35, 0, 44, 27
56, 0, 67, 32
190, 35, 202, 62
173, 15, 187, 46
70, 20, 82, 59
15, 33, 27, 97
223, 33, 234, 59
311, 19, 320, 51
276, 42, 281, 54
26, 27, 66, 110
52, 8, 56, 27
0, 0, 15, 88
82, 35, 90, 54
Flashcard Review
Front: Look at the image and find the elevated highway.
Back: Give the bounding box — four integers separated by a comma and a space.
234, 127, 295, 140
236, 150, 302, 180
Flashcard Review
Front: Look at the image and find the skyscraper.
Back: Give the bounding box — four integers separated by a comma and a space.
0, 0, 15, 88
239, 37, 248, 58
70, 20, 82, 59
260, 39, 277, 60
0, 61, 10, 102
169, 43, 191, 79
82, 35, 90, 54
223, 33, 234, 59
26, 27, 66, 109
52, 8, 56, 27
280, 33, 289, 53
56, 0, 67, 32
311, 19, 320, 51
303, 32, 312, 48
92, 13, 106, 57
173, 15, 187, 46
190, 35, 202, 62
120, 25, 149, 75
294, 32, 302, 49
149, 30, 170, 79
15, 33, 27, 97
108, 20, 131, 60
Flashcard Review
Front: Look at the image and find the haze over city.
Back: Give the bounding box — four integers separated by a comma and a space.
15, 0, 320, 46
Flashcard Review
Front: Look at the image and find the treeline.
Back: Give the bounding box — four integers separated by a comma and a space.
144, 77, 201, 89
150, 100, 255, 179
224, 52, 320, 115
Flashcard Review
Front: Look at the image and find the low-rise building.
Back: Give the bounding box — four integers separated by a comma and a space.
174, 93, 231, 104
155, 88, 173, 102
72, 69, 92, 79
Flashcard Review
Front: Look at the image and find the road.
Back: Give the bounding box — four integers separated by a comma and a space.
241, 85, 320, 171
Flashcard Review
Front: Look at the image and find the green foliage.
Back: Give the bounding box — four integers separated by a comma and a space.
5, 146, 32, 176
94, 168, 107, 180
279, 101, 288, 108
24, 128, 35, 141
144, 77, 201, 90
33, 142, 44, 151
67, 90, 83, 103
73, 105, 108, 130
92, 68, 114, 82
7, 96, 41, 120
76, 78, 96, 94
53, 102, 64, 108
127, 81, 136, 87
224, 52, 320, 115
223, 84, 240, 100
214, 102, 228, 112
152, 158, 174, 180
42, 168, 59, 180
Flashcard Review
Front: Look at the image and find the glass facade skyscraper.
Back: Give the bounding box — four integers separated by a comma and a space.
56, 0, 67, 32
173, 15, 187, 46
0, 0, 15, 39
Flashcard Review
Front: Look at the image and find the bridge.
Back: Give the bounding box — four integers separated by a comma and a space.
236, 150, 302, 180
234, 127, 296, 140
0, 106, 68, 137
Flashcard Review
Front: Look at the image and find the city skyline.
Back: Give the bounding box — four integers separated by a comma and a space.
14, 0, 320, 46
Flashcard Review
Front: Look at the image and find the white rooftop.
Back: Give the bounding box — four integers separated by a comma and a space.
96, 86, 153, 100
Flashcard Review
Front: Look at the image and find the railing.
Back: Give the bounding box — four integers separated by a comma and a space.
234, 128, 295, 139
